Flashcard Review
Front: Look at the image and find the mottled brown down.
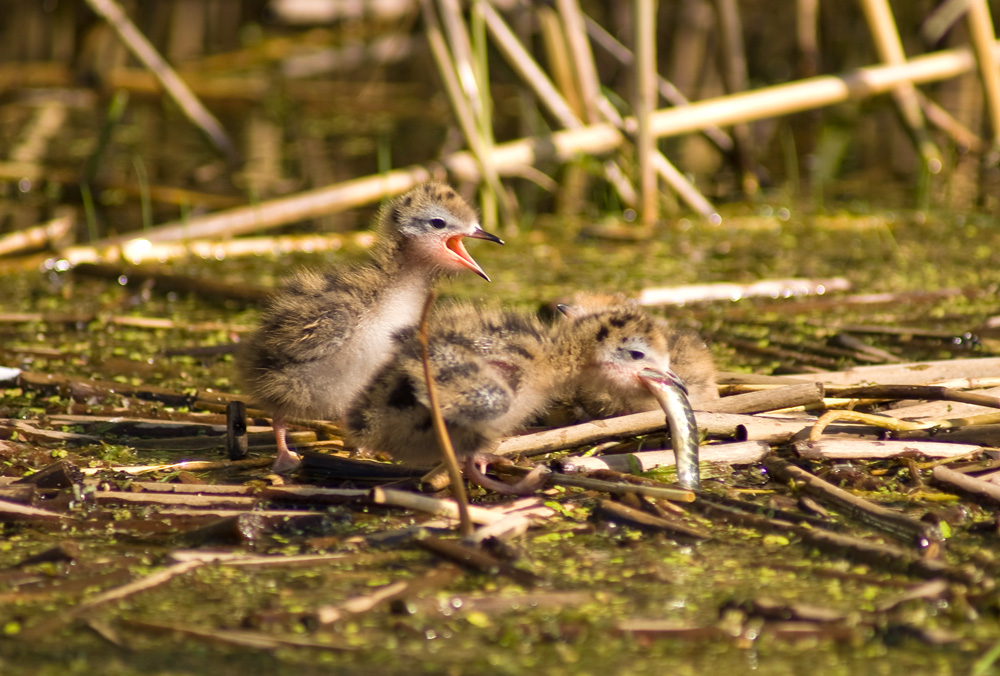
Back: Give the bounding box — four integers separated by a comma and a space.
346, 296, 718, 486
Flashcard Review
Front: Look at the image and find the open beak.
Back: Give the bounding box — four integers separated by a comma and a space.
445, 226, 503, 281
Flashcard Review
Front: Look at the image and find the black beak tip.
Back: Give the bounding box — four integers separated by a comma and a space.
470, 227, 504, 245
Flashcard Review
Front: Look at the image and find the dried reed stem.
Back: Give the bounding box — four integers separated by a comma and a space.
83, 0, 239, 164
932, 465, 1000, 504
712, 0, 758, 192
648, 42, 996, 137
556, 0, 600, 122
88, 42, 999, 247
638, 277, 851, 305
635, 0, 658, 224
424, 0, 514, 228
417, 291, 473, 537
8, 100, 67, 165
790, 357, 1000, 387
583, 13, 735, 153
966, 0, 1000, 146
857, 0, 942, 171
94, 166, 433, 246
558, 441, 770, 473
795, 438, 984, 460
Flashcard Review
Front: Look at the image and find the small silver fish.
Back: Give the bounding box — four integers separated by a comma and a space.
637, 367, 700, 490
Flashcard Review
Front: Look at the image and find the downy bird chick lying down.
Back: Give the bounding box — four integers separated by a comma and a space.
345, 303, 558, 492
346, 295, 717, 493
549, 294, 718, 422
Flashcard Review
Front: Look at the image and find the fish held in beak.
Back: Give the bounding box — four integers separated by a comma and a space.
638, 367, 701, 491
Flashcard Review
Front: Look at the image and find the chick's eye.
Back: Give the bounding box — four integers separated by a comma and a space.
629, 350, 645, 360
429, 218, 446, 229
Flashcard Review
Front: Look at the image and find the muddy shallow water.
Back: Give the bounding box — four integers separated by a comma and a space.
2, 204, 1000, 674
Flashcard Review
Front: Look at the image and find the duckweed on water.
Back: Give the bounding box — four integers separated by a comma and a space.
2, 208, 1000, 673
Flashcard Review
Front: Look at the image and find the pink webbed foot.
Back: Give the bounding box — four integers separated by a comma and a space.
464, 454, 548, 495
270, 417, 302, 473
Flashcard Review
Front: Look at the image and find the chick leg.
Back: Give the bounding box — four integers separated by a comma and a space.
271, 416, 302, 472
464, 454, 548, 495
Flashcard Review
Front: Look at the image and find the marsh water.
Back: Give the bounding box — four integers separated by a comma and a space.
2, 203, 1000, 675
3, 2, 1000, 674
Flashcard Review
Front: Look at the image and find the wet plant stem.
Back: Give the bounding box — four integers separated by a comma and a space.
418, 290, 474, 537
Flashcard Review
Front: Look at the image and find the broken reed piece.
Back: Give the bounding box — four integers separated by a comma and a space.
313, 565, 463, 626
226, 400, 249, 460
794, 438, 985, 460
931, 465, 1000, 505
827, 384, 1000, 409
895, 423, 1000, 447
73, 262, 272, 303
413, 534, 541, 586
83, 0, 239, 163
127, 618, 356, 652
788, 357, 1000, 387
810, 407, 1000, 442
0, 497, 73, 523
0, 214, 74, 257
79, 457, 273, 476
558, 440, 770, 474
702, 381, 825, 414
368, 486, 551, 526
496, 410, 747, 458
19, 558, 209, 641
881, 386, 1000, 421
58, 232, 358, 268
14, 459, 84, 488
593, 499, 709, 539
0, 484, 36, 505
809, 409, 931, 440
637, 278, 851, 306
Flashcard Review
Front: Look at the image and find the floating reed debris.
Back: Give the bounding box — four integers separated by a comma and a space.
20, 558, 208, 640
127, 619, 355, 652
764, 456, 942, 547
593, 499, 709, 539
931, 465, 1000, 504
0, 497, 73, 523
795, 438, 986, 460
557, 441, 770, 474
638, 278, 851, 305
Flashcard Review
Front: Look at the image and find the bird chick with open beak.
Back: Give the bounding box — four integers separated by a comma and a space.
236, 183, 502, 472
